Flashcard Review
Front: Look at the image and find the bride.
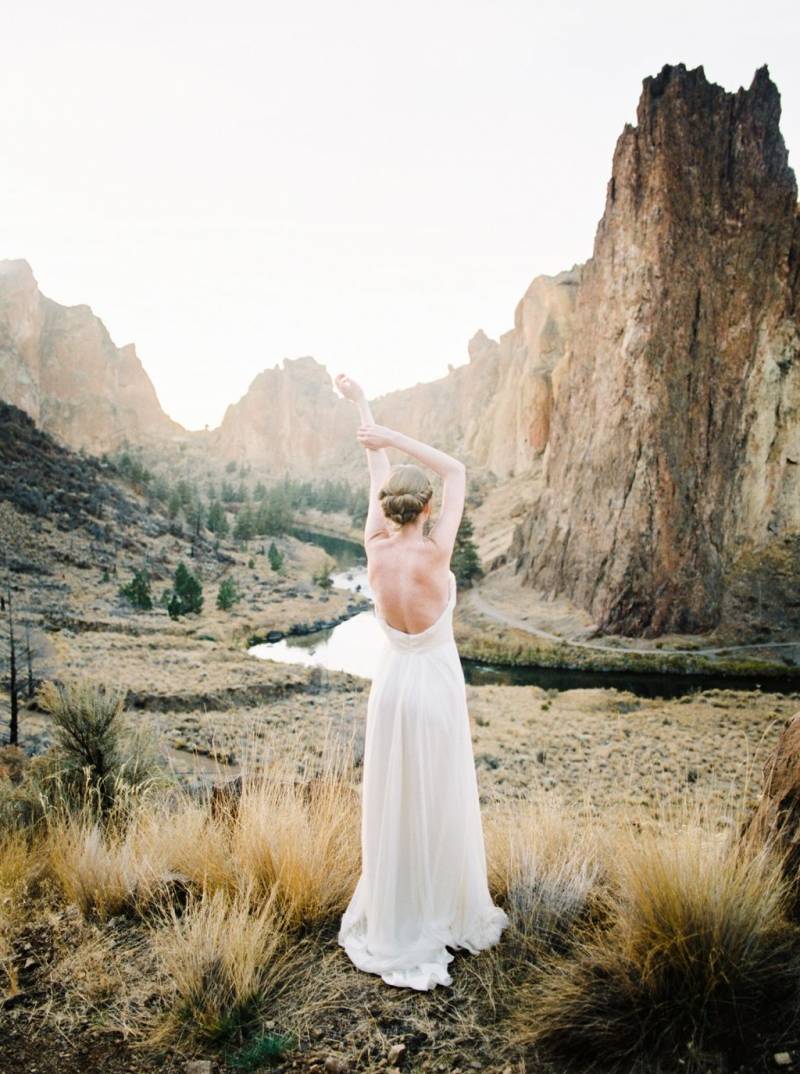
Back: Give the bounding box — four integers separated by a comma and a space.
334, 372, 509, 991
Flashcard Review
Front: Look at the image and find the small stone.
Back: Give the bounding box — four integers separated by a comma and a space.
774, 1055, 792, 1068
387, 1043, 405, 1065
324, 1058, 347, 1074
185, 1062, 213, 1074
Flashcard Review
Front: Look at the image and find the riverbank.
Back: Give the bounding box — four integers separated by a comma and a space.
288, 510, 800, 680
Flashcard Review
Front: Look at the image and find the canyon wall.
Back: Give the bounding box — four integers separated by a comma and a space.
509, 63, 800, 637
0, 260, 184, 454
209, 265, 579, 480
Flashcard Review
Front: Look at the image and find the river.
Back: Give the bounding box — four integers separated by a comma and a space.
248, 528, 799, 699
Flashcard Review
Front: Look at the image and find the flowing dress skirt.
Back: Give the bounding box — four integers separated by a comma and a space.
337, 570, 509, 990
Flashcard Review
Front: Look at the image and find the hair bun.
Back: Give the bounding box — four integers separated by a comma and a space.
377, 465, 434, 527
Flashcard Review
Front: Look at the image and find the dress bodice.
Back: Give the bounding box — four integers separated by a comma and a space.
375, 570, 456, 653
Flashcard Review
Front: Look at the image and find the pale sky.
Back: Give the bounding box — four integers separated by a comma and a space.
4, 0, 799, 430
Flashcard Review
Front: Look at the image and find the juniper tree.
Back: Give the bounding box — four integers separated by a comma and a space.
451, 510, 483, 588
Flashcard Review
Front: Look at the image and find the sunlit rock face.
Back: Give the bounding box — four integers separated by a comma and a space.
0, 259, 183, 453
369, 267, 581, 480
211, 356, 357, 476
510, 63, 800, 637
211, 268, 580, 482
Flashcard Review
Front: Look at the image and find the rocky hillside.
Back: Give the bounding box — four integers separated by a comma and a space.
0, 260, 184, 454
510, 63, 800, 638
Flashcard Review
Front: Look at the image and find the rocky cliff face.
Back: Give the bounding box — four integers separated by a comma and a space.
0, 260, 184, 453
209, 266, 579, 481
509, 63, 800, 637
369, 267, 580, 480
211, 356, 357, 475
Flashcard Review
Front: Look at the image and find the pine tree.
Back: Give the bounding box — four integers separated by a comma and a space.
267, 541, 284, 572
167, 562, 204, 618
234, 504, 256, 543
207, 500, 229, 538
451, 511, 482, 588
216, 577, 241, 611
118, 568, 153, 610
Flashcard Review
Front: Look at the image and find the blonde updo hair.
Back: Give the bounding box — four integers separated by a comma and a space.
378, 464, 434, 527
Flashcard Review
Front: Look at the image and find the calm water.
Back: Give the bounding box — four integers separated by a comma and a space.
248, 529, 799, 699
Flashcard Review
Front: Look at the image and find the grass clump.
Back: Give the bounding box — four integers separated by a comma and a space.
148, 882, 295, 1047
513, 824, 800, 1072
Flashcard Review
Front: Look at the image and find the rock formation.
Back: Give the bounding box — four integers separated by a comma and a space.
368, 267, 580, 480
211, 356, 357, 476
209, 265, 579, 481
741, 711, 800, 885
510, 63, 800, 637
0, 260, 184, 454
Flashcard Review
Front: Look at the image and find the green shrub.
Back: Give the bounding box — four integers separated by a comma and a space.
166, 562, 204, 618
217, 578, 241, 611
267, 542, 284, 572
118, 568, 153, 610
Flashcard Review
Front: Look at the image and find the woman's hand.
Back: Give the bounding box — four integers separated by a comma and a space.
357, 422, 395, 450
335, 372, 365, 403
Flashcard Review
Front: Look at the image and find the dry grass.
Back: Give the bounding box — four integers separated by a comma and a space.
485, 789, 602, 953
147, 881, 296, 1046
512, 822, 800, 1072
4, 709, 800, 1072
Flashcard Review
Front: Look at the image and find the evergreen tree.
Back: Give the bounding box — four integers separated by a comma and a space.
207, 500, 229, 538
234, 504, 256, 543
216, 577, 241, 611
451, 511, 483, 588
184, 498, 206, 539
267, 541, 284, 572
166, 562, 204, 618
118, 568, 153, 611
167, 488, 182, 519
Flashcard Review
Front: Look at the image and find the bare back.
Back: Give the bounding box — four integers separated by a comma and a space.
367, 535, 451, 636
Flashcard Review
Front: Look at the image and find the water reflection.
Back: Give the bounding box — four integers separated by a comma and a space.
248, 531, 799, 698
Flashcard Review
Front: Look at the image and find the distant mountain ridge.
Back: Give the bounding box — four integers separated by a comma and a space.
0, 260, 184, 454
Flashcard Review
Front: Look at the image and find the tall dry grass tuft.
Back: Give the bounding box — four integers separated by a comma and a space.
45, 726, 362, 930
0, 830, 40, 997
485, 790, 601, 955
513, 822, 800, 1072
47, 804, 187, 921
231, 732, 361, 926
148, 881, 295, 1046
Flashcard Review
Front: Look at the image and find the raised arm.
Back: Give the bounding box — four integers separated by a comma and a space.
356, 421, 466, 557
334, 374, 391, 541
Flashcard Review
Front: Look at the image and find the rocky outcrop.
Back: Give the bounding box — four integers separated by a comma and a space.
211, 357, 357, 475
510, 63, 800, 638
741, 712, 800, 884
0, 260, 184, 453
210, 268, 580, 482
368, 267, 580, 480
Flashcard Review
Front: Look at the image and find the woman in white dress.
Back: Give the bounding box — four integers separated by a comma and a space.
334, 373, 509, 991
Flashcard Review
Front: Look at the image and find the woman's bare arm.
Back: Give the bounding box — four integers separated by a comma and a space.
334, 374, 391, 541
357, 422, 466, 555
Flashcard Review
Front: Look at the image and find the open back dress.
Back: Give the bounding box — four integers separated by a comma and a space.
337, 568, 509, 990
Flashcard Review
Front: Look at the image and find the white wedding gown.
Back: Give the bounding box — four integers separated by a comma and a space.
337, 568, 509, 990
